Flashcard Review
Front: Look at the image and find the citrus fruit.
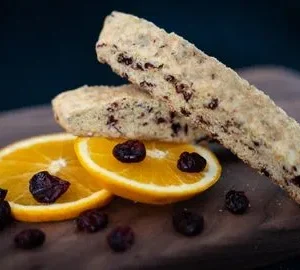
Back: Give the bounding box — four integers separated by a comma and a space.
0, 133, 113, 222
75, 137, 222, 204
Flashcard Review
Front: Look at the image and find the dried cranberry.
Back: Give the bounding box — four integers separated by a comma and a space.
0, 200, 13, 230
225, 190, 249, 214
76, 209, 108, 233
0, 188, 8, 201
29, 171, 70, 204
172, 209, 204, 236
113, 140, 146, 163
107, 226, 134, 252
14, 229, 45, 249
177, 152, 207, 173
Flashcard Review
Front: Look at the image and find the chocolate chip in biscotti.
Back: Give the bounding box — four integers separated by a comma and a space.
171, 123, 181, 136
156, 117, 166, 124
180, 108, 191, 117
96, 43, 107, 48
260, 168, 270, 177
107, 115, 118, 125
205, 98, 219, 110
140, 81, 155, 88
291, 176, 300, 187
117, 53, 133, 65
184, 124, 189, 135
133, 63, 144, 70
175, 83, 192, 102
164, 75, 177, 84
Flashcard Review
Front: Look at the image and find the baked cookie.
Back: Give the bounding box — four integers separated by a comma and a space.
52, 84, 206, 142
96, 11, 300, 203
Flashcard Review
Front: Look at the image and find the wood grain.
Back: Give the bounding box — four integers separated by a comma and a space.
0, 67, 300, 270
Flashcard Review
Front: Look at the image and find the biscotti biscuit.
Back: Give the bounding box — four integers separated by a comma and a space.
96, 12, 300, 203
52, 85, 206, 142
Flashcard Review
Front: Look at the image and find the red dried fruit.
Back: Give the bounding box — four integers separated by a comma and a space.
0, 188, 8, 202
76, 209, 108, 233
177, 152, 207, 173
172, 209, 204, 236
225, 190, 249, 214
0, 200, 13, 230
29, 171, 70, 204
14, 229, 45, 249
107, 226, 134, 252
113, 140, 146, 163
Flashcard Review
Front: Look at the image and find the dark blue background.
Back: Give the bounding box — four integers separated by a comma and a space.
1, 0, 300, 112
1, 1, 300, 268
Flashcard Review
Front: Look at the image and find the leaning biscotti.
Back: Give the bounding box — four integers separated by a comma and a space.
96, 11, 300, 203
52, 85, 206, 143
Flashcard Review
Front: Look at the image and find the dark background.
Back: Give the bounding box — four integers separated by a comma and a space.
1, 0, 300, 112
1, 1, 300, 268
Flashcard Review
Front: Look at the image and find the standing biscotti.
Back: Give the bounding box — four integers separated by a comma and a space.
52, 85, 206, 143
96, 11, 300, 203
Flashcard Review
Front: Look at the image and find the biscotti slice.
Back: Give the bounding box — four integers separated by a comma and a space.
96, 11, 300, 203
52, 84, 206, 143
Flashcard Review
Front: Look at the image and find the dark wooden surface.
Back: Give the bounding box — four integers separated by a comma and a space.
1, 67, 300, 270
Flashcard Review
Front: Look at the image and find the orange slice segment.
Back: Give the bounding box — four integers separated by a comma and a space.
75, 137, 222, 204
0, 133, 113, 222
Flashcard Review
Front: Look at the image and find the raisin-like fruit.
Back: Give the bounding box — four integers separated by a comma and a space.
107, 226, 134, 252
0, 200, 13, 230
29, 171, 70, 204
76, 209, 108, 233
14, 229, 45, 249
0, 188, 8, 201
113, 140, 146, 163
177, 152, 207, 173
225, 190, 249, 214
172, 209, 204, 237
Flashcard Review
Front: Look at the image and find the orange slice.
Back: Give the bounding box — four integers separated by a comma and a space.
75, 137, 222, 204
0, 134, 113, 222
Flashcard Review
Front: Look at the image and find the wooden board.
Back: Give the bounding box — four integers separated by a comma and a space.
1, 67, 300, 270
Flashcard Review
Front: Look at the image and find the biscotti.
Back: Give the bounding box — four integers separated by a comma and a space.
52, 85, 206, 142
96, 12, 300, 203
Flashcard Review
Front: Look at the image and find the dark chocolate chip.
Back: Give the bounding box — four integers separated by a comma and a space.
184, 124, 189, 135
160, 44, 167, 48
291, 176, 300, 187
140, 81, 155, 88
163, 96, 169, 100
205, 98, 219, 110
211, 74, 216, 79
144, 62, 155, 69
164, 75, 177, 84
197, 116, 210, 126
142, 122, 148, 126
107, 116, 118, 125
117, 53, 133, 65
112, 102, 118, 108
156, 117, 166, 124
261, 168, 270, 177
253, 141, 260, 147
247, 146, 255, 151
96, 43, 106, 48
293, 166, 298, 172
171, 123, 181, 135
170, 111, 176, 120
148, 107, 153, 113
134, 63, 144, 71
180, 108, 191, 117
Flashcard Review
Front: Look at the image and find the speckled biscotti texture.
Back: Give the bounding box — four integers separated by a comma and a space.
52, 85, 206, 142
96, 11, 300, 203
